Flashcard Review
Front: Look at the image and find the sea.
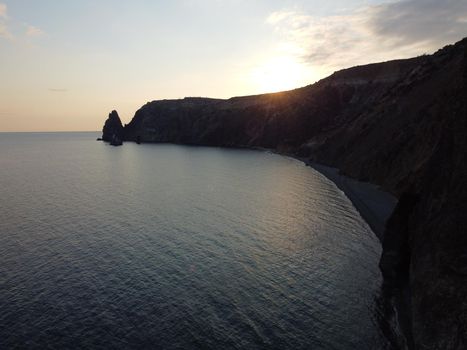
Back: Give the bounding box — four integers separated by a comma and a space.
0, 132, 389, 349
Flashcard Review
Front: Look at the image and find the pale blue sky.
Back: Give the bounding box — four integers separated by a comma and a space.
1, 0, 466, 131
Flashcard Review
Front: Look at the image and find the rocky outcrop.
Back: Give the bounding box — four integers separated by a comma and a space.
102, 37, 467, 349
102, 110, 124, 146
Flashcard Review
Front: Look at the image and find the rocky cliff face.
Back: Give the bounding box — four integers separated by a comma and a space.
103, 38, 467, 349
122, 57, 422, 152
102, 110, 124, 146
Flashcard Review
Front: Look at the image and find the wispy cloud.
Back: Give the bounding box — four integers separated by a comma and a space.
0, 22, 12, 40
0, 4, 45, 42
368, 0, 467, 46
0, 3, 12, 40
266, 11, 297, 25
267, 0, 467, 72
0, 3, 6, 19
26, 25, 44, 37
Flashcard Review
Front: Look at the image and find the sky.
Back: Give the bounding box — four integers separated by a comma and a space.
0, 0, 466, 131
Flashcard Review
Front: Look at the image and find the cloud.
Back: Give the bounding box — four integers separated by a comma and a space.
368, 0, 467, 47
0, 3, 6, 19
0, 22, 12, 39
0, 3, 12, 40
26, 25, 44, 37
0, 4, 44, 42
266, 11, 297, 25
267, 0, 467, 72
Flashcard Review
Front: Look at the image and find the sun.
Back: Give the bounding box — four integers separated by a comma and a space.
251, 56, 307, 93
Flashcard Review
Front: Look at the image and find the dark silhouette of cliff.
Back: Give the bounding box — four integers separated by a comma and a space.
102, 110, 124, 146
101, 37, 467, 349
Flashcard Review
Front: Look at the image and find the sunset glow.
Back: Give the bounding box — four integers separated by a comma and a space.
0, 0, 466, 131
251, 56, 309, 93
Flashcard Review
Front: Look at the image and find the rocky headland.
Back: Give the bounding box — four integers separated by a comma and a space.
102, 38, 467, 349
102, 110, 124, 146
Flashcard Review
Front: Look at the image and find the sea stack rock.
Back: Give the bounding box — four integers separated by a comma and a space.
102, 110, 124, 146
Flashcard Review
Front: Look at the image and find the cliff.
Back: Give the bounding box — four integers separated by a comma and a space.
101, 37, 467, 349
102, 110, 124, 145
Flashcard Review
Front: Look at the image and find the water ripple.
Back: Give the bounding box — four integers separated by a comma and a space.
0, 133, 387, 349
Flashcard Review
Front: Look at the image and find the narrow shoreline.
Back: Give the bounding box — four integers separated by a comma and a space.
115, 140, 399, 240
257, 148, 407, 347
269, 150, 398, 241
302, 160, 397, 240
290, 155, 410, 348
108, 139, 398, 241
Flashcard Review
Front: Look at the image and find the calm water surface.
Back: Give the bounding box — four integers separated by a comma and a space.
0, 132, 386, 349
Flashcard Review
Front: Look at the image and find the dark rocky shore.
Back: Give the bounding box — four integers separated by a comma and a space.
102, 38, 467, 349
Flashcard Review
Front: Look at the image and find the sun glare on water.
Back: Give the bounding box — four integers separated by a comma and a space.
251, 56, 308, 93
